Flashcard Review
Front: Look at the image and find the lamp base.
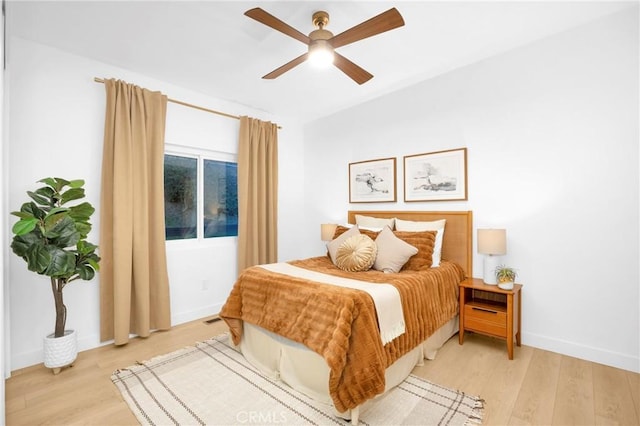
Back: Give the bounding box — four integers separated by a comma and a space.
483, 255, 501, 285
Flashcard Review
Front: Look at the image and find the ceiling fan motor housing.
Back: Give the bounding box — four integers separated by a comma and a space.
309, 29, 334, 52
309, 28, 333, 41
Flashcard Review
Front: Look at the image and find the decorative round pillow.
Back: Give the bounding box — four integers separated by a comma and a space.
335, 234, 377, 272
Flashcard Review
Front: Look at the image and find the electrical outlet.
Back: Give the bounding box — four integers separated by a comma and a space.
201, 280, 210, 291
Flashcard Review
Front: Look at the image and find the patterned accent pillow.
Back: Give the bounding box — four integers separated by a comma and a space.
392, 230, 437, 270
335, 234, 378, 272
373, 226, 419, 273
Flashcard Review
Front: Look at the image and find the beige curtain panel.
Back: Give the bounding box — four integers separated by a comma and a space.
99, 79, 172, 345
237, 116, 279, 273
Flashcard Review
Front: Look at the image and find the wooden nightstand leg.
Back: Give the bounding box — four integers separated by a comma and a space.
507, 293, 514, 360
458, 289, 465, 345
516, 290, 522, 347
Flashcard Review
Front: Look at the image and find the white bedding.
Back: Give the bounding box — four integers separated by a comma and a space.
260, 262, 405, 344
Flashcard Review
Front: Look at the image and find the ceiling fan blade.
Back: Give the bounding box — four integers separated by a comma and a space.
330, 8, 405, 49
245, 8, 311, 45
333, 52, 373, 85
262, 53, 309, 80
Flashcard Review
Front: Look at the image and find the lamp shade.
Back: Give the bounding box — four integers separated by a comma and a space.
321, 223, 338, 241
477, 229, 507, 255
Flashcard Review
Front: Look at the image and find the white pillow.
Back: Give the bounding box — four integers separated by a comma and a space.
394, 218, 446, 267
355, 214, 395, 230
373, 226, 418, 273
327, 225, 360, 264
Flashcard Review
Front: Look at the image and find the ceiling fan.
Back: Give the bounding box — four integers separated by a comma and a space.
245, 7, 405, 85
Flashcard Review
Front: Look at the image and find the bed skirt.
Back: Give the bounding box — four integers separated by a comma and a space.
237, 316, 459, 418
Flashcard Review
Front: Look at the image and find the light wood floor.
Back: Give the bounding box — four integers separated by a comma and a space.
5, 317, 639, 425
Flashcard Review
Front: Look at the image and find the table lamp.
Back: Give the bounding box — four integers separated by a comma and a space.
477, 228, 506, 285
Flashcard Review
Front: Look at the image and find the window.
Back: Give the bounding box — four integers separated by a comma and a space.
164, 153, 237, 241
203, 159, 238, 238
164, 155, 197, 240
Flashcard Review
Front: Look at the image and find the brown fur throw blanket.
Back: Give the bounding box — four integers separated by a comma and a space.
220, 256, 464, 412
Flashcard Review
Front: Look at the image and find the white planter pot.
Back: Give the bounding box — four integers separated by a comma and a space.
498, 281, 514, 290
43, 329, 77, 373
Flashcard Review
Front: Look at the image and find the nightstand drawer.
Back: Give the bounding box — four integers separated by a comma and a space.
464, 304, 507, 338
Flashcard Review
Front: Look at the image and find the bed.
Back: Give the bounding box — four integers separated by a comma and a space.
220, 210, 472, 423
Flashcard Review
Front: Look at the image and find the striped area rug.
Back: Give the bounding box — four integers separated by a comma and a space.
112, 334, 484, 425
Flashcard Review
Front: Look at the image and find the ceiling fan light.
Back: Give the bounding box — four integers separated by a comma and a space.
308, 41, 334, 68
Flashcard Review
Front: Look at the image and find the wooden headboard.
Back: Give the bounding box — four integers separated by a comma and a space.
347, 210, 473, 278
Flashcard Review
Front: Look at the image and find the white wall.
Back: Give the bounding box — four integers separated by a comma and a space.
304, 10, 639, 372
0, 3, 6, 420
5, 37, 305, 370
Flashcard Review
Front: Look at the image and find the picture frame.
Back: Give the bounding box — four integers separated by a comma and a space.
403, 148, 467, 202
349, 157, 397, 203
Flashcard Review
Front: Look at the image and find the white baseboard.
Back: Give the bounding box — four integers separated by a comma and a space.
10, 304, 224, 373
15, 314, 636, 375
171, 303, 223, 326
11, 349, 42, 372
11, 331, 107, 372
523, 331, 639, 373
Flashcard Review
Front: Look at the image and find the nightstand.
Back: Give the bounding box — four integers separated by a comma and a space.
458, 278, 522, 359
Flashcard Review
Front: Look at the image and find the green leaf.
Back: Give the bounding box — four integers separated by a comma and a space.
12, 218, 38, 235
38, 177, 58, 188
11, 210, 34, 219
43, 211, 66, 232
22, 202, 46, 220
60, 188, 85, 205
11, 232, 42, 258
27, 191, 51, 207
77, 240, 97, 255
87, 257, 100, 271
68, 202, 94, 221
52, 177, 70, 192
74, 221, 92, 238
68, 179, 85, 189
45, 207, 69, 218
45, 216, 80, 248
76, 264, 95, 281
44, 246, 75, 278
34, 186, 55, 200
26, 244, 51, 274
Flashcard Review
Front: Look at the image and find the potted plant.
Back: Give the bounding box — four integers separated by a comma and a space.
10, 177, 100, 374
495, 265, 517, 290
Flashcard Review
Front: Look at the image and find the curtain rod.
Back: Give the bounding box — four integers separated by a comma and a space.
93, 77, 281, 129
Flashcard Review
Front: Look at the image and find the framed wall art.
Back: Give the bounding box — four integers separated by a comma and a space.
403, 148, 467, 202
349, 157, 397, 203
